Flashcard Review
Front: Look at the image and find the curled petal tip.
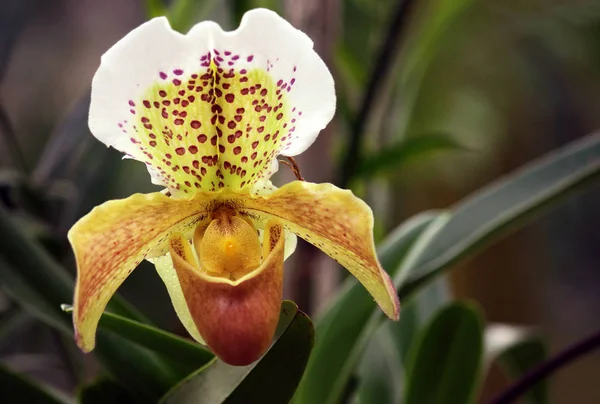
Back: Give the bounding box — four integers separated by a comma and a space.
74, 327, 93, 353
383, 270, 400, 321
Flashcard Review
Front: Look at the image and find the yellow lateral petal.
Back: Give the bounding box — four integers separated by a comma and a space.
150, 253, 205, 343
238, 181, 400, 320
68, 192, 212, 351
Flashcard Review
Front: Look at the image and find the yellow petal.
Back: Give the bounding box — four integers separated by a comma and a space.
238, 181, 400, 320
150, 253, 205, 343
169, 219, 285, 365
68, 192, 212, 351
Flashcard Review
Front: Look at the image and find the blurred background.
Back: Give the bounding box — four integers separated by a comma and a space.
0, 0, 599, 402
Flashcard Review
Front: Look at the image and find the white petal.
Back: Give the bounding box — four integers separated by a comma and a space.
89, 9, 335, 195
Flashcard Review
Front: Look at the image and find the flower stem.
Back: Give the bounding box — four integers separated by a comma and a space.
338, 0, 417, 188
487, 327, 600, 404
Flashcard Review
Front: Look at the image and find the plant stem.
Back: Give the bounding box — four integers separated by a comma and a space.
338, 0, 417, 187
487, 327, 600, 404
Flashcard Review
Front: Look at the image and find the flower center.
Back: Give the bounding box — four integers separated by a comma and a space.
194, 207, 261, 280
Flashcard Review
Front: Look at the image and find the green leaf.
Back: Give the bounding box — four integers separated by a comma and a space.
399, 132, 600, 298
356, 277, 451, 404
295, 133, 600, 404
354, 323, 403, 404
356, 134, 466, 178
0, 364, 72, 404
0, 205, 75, 333
168, 0, 219, 33
294, 211, 447, 404
0, 204, 146, 326
485, 325, 547, 404
161, 301, 314, 404
94, 332, 180, 402
403, 302, 483, 404
395, 0, 475, 125
0, 205, 184, 401
62, 305, 213, 371
145, 0, 168, 19
77, 378, 135, 404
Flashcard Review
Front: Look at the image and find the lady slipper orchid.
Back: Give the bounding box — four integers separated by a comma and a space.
69, 8, 399, 366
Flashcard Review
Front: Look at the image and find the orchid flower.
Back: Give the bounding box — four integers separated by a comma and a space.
68, 8, 399, 366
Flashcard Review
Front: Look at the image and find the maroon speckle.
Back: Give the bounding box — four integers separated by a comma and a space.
176, 147, 185, 155
159, 72, 167, 79
191, 120, 201, 129
189, 145, 198, 154
174, 69, 183, 75
225, 93, 235, 103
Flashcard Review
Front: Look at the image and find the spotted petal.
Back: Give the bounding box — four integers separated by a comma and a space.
89, 9, 335, 195
239, 181, 400, 320
68, 192, 212, 351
